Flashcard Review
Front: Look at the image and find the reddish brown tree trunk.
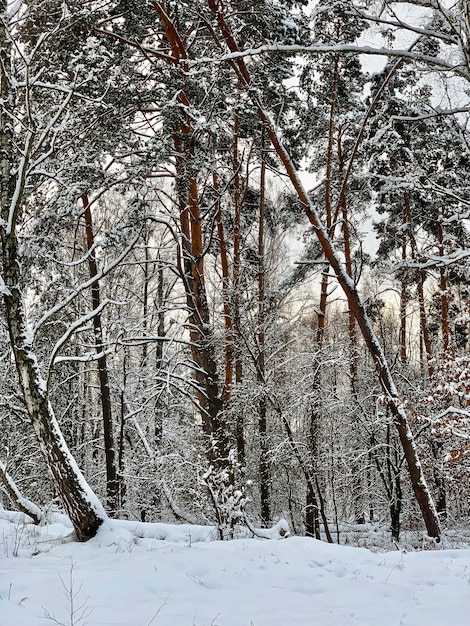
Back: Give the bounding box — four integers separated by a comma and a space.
155, 2, 229, 466
213, 169, 234, 404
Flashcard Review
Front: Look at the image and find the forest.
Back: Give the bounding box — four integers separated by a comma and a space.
1, 0, 470, 546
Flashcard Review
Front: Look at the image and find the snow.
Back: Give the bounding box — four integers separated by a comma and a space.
0, 278, 11, 297
6, 0, 24, 19
1, 514, 470, 626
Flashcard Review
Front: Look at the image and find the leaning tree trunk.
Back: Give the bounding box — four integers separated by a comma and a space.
1, 235, 106, 540
0, 461, 43, 524
0, 9, 105, 540
207, 0, 441, 541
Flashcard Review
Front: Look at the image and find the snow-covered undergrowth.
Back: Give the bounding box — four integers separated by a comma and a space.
1, 511, 470, 626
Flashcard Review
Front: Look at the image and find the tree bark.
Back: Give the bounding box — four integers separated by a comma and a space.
81, 193, 119, 516
1, 241, 106, 540
154, 2, 230, 466
257, 133, 270, 525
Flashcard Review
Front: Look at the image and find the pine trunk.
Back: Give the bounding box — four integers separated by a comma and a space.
154, 2, 229, 467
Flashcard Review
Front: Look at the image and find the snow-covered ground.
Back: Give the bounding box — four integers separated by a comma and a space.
1, 512, 470, 626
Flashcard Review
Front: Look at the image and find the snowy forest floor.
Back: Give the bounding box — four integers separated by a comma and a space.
1, 511, 470, 626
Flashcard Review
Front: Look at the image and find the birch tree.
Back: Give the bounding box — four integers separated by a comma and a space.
0, 1, 107, 539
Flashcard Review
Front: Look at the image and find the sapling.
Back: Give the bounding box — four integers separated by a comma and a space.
42, 560, 92, 626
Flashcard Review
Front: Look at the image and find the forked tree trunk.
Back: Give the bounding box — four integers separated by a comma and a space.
0, 10, 105, 541
207, 0, 441, 540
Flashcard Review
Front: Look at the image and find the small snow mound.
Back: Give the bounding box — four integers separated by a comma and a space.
251, 518, 291, 539
269, 518, 291, 539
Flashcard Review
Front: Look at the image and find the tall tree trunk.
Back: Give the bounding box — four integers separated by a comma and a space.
212, 169, 234, 404
306, 53, 340, 540
0, 10, 105, 541
337, 126, 362, 523
339, 188, 364, 522
155, 258, 165, 444
257, 132, 270, 525
155, 2, 230, 467
232, 112, 245, 467
406, 193, 434, 378
207, 0, 441, 540
406, 196, 446, 517
81, 193, 119, 516
437, 214, 451, 352
178, 164, 228, 464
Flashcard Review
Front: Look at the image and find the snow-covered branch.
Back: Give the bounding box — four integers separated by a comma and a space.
7, 130, 34, 236
348, 8, 458, 45
0, 461, 43, 524
191, 44, 469, 79
46, 297, 123, 391
33, 229, 141, 338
